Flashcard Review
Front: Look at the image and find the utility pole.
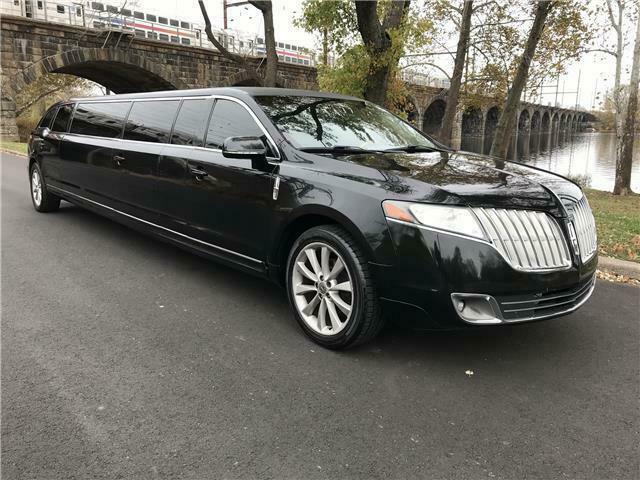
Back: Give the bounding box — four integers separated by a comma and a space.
223, 0, 250, 29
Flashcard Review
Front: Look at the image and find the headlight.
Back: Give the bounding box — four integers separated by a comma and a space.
383, 200, 487, 240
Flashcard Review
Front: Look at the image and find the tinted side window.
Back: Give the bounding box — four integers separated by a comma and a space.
39, 106, 58, 128
70, 102, 131, 138
123, 100, 180, 143
171, 98, 213, 146
205, 100, 265, 150
51, 104, 73, 132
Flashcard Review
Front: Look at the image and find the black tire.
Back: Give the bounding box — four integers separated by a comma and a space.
286, 224, 384, 349
29, 162, 60, 212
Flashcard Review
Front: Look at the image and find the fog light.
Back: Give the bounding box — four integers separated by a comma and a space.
450, 293, 502, 324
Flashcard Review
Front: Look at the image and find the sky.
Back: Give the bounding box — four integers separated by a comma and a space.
127, 0, 636, 111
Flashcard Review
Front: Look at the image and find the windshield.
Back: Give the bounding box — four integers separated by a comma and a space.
253, 95, 437, 151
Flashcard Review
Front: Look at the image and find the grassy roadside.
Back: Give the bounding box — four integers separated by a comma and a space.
0, 141, 28, 156
585, 189, 640, 263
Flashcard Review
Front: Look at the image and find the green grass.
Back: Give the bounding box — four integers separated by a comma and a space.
0, 141, 28, 155
586, 189, 640, 263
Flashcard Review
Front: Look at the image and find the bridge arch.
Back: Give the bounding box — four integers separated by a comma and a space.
529, 110, 542, 153
5, 48, 189, 100
518, 109, 530, 132
541, 111, 551, 133
460, 106, 483, 152
530, 110, 541, 132
483, 105, 500, 154
398, 95, 420, 127
422, 98, 446, 136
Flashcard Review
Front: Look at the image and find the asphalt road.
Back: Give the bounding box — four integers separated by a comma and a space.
2, 152, 639, 480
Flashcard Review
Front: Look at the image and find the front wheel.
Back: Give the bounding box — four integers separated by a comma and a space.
286, 225, 384, 349
30, 162, 60, 212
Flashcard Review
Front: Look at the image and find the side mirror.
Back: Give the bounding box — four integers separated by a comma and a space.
222, 136, 268, 168
34, 127, 51, 139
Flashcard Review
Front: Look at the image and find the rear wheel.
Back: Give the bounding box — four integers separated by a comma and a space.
286, 225, 383, 349
30, 162, 60, 212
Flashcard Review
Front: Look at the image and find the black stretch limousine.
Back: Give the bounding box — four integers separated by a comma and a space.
28, 87, 597, 349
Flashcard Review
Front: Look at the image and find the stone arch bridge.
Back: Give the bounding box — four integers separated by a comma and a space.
1, 15, 594, 151
403, 84, 597, 154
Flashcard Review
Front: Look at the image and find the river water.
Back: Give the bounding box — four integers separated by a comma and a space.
460, 132, 640, 192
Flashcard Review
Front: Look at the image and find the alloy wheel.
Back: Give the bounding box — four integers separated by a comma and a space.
291, 242, 354, 336
31, 169, 42, 207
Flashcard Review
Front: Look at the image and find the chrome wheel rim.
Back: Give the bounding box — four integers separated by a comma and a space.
291, 242, 354, 336
31, 170, 42, 206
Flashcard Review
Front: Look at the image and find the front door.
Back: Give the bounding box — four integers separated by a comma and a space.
182, 98, 278, 263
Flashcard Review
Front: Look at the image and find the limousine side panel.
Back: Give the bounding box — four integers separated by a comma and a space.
47, 182, 269, 277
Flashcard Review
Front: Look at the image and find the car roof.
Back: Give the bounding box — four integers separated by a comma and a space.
69, 87, 362, 102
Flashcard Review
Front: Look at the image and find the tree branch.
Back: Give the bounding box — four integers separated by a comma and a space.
16, 87, 62, 116
401, 62, 452, 80
198, 1, 251, 66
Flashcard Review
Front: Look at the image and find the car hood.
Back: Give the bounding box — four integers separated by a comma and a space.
333, 150, 583, 212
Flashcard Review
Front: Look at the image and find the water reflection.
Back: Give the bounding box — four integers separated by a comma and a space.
460, 132, 640, 192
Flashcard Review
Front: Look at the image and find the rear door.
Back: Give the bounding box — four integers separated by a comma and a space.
30, 104, 58, 165
63, 101, 131, 201
117, 99, 181, 222
40, 103, 73, 190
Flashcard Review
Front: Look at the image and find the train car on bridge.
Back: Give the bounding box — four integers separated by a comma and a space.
3, 0, 317, 65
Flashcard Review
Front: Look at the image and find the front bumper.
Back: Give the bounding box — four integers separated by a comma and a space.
374, 220, 597, 329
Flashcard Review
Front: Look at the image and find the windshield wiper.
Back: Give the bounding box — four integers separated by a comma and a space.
384, 145, 440, 153
299, 146, 380, 155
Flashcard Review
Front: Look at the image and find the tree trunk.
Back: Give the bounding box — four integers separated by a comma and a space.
249, 1, 278, 87
606, 0, 624, 139
355, 0, 410, 105
613, 13, 639, 195
438, 0, 473, 146
489, 1, 554, 159
322, 27, 329, 66
198, 0, 278, 86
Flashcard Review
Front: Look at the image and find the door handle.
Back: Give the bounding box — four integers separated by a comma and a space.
189, 166, 208, 180
113, 155, 125, 167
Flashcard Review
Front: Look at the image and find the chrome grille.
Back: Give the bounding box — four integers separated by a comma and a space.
473, 208, 572, 271
497, 274, 595, 322
562, 196, 597, 262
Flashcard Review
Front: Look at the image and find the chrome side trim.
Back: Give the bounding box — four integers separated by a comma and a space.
386, 217, 570, 274
48, 186, 263, 265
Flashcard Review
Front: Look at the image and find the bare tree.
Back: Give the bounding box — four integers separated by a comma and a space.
247, 1, 278, 87
197, 0, 278, 86
438, 0, 473, 146
489, 0, 555, 159
605, 0, 625, 139
354, 0, 411, 105
614, 13, 639, 195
